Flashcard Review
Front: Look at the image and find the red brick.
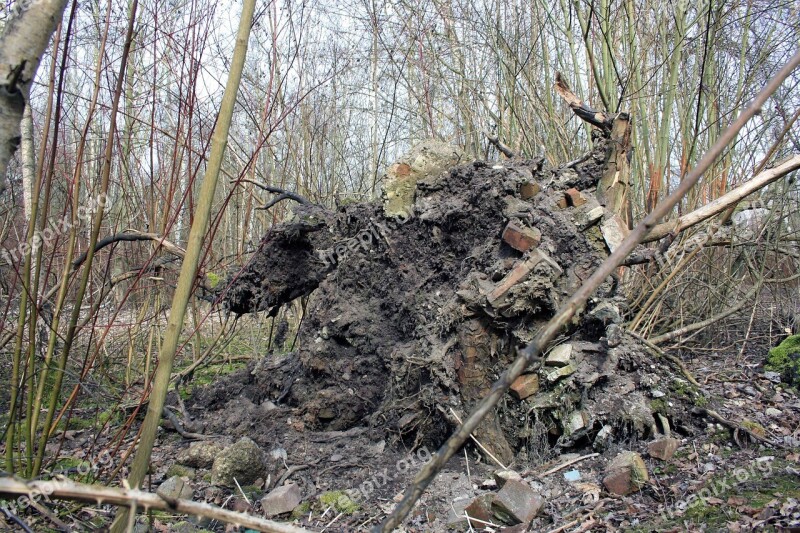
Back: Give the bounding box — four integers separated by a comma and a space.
510, 374, 539, 400
464, 494, 495, 527
502, 222, 541, 252
491, 479, 543, 525
565, 188, 587, 207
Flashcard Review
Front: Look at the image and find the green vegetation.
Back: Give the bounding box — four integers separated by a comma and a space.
766, 334, 800, 385
670, 378, 709, 407
206, 271, 222, 289
291, 501, 312, 519
318, 490, 359, 514
632, 457, 800, 531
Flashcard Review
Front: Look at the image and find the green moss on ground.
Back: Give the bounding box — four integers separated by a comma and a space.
766, 334, 800, 385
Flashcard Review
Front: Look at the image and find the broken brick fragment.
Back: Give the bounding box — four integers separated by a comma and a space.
491, 479, 543, 525
487, 250, 562, 305
510, 374, 539, 400
502, 221, 542, 252
603, 451, 649, 496
519, 181, 541, 200
565, 187, 587, 207
647, 437, 681, 460
465, 494, 495, 527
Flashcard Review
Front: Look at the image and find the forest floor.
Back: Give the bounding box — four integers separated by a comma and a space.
36, 339, 800, 532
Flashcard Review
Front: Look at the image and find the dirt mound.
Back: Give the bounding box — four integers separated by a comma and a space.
195, 132, 699, 470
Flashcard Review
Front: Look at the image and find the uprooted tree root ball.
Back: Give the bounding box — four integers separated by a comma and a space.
194, 131, 700, 472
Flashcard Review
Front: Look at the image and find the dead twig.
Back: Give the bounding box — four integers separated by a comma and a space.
696, 408, 781, 447
483, 130, 516, 158
624, 329, 701, 387
536, 453, 599, 477
237, 179, 314, 210
554, 72, 616, 131
0, 477, 310, 533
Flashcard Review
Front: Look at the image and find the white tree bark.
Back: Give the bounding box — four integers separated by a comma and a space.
20, 104, 35, 221
0, 0, 68, 195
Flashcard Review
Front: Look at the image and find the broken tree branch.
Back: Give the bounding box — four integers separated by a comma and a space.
237, 178, 314, 209
643, 155, 800, 243
0, 0, 70, 194
483, 130, 516, 158
377, 48, 800, 533
71, 231, 185, 269
0, 476, 309, 533
554, 72, 616, 131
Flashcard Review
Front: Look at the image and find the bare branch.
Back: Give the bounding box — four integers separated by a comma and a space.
237, 178, 314, 208
70, 231, 185, 269
483, 130, 516, 158
0, 477, 309, 533
643, 155, 800, 243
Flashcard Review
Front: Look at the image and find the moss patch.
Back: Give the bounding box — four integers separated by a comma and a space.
318, 490, 359, 514
766, 334, 800, 385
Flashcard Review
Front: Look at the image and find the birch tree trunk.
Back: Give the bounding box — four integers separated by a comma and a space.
0, 0, 68, 194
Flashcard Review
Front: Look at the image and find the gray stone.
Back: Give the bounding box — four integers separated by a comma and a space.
589, 301, 622, 324
545, 362, 576, 383
210, 437, 266, 487
565, 410, 588, 435
600, 214, 629, 252
156, 476, 193, 501
445, 497, 471, 530
491, 479, 543, 525
261, 483, 302, 518
177, 441, 225, 469
545, 344, 572, 367
593, 425, 614, 450
493, 469, 522, 488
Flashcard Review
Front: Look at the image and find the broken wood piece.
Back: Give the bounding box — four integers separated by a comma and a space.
487, 250, 562, 306
554, 72, 615, 131
600, 214, 630, 252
